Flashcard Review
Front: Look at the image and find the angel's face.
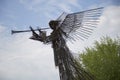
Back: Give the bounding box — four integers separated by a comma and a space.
49, 20, 59, 30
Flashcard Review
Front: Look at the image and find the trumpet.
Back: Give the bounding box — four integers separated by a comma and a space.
11, 28, 50, 35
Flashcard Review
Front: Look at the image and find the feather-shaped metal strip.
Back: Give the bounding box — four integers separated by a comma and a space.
57, 7, 103, 41
59, 7, 103, 42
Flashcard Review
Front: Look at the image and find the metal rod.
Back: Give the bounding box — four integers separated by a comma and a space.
11, 27, 50, 34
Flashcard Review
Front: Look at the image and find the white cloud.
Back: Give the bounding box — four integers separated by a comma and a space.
0, 31, 59, 80
19, 0, 81, 18
68, 0, 80, 7
0, 4, 120, 80
0, 25, 5, 33
67, 6, 120, 53
98, 6, 120, 36
84, 6, 120, 51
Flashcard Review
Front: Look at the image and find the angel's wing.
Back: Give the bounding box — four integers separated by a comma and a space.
59, 7, 104, 41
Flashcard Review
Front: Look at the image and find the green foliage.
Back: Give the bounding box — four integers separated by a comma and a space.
79, 37, 120, 80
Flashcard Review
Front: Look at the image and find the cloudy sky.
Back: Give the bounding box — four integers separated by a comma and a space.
0, 0, 120, 80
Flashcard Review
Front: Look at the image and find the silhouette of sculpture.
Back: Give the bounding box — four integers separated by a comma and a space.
12, 7, 103, 80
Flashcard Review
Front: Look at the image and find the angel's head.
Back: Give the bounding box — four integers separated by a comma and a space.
49, 20, 59, 30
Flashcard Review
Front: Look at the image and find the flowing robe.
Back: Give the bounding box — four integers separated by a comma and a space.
50, 28, 74, 80
30, 27, 94, 80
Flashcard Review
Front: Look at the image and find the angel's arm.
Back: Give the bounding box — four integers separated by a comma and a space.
29, 27, 51, 43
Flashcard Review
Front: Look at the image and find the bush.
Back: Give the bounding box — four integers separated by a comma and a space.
79, 37, 120, 80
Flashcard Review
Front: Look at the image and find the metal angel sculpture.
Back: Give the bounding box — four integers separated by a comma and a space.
12, 7, 103, 80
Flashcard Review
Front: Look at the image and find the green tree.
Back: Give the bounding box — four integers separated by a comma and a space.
79, 37, 120, 80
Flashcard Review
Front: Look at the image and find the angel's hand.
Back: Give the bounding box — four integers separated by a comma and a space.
29, 27, 43, 42
29, 27, 39, 37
